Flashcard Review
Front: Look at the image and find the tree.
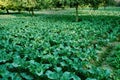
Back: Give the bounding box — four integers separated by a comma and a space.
22, 0, 37, 15
57, 0, 86, 21
101, 0, 116, 9
0, 0, 116, 19
37, 0, 53, 9
0, 0, 13, 14
62, 0, 102, 21
87, 0, 103, 10
11, 0, 24, 13
0, 0, 5, 10
51, 0, 103, 22
0, 0, 23, 13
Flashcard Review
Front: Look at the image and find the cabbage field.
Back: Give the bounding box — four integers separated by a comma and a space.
0, 7, 120, 80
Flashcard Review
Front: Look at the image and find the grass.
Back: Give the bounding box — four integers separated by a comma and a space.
0, 7, 120, 80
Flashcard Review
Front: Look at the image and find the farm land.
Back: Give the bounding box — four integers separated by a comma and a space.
0, 7, 120, 80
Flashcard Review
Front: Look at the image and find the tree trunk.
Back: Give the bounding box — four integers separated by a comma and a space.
31, 8, 34, 16
104, 6, 106, 10
104, 5, 107, 10
18, 9, 21, 14
28, 8, 30, 14
6, 9, 9, 14
75, 5, 79, 22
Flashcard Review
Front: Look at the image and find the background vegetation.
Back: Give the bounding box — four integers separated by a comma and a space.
0, 0, 119, 21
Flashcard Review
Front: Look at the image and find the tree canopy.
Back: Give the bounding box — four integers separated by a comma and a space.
0, 0, 117, 10
0, 0, 117, 21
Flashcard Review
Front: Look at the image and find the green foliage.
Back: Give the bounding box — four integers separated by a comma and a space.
105, 45, 120, 80
0, 8, 120, 79
107, 45, 120, 69
0, 0, 117, 11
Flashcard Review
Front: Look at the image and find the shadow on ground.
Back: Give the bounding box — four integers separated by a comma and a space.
0, 11, 120, 23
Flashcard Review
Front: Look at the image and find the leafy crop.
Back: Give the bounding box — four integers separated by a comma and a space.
0, 8, 120, 80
